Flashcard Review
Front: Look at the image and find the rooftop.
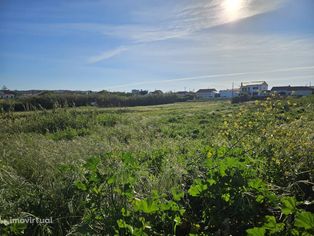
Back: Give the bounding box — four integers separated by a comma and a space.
196, 89, 217, 93
241, 81, 268, 87
219, 88, 240, 92
271, 86, 313, 91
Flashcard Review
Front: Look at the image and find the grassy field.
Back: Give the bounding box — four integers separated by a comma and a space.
0, 97, 313, 235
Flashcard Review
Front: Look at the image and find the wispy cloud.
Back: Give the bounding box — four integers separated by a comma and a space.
1, 0, 286, 63
23, 1, 284, 45
2, 0, 313, 91
87, 0, 285, 59
113, 0, 283, 43
108, 65, 314, 89
88, 46, 129, 64
110, 0, 285, 43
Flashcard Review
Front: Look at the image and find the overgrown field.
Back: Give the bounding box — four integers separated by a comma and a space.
0, 97, 313, 235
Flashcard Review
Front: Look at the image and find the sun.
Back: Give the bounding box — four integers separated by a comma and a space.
222, 0, 243, 21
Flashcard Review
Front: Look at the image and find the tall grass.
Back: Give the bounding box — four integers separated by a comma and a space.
0, 98, 313, 235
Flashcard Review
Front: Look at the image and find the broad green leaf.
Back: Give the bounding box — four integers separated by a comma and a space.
218, 163, 227, 177
84, 157, 100, 172
188, 180, 208, 197
246, 227, 266, 236
301, 233, 313, 236
256, 195, 264, 203
134, 198, 159, 214
263, 216, 284, 233
217, 146, 228, 158
263, 216, 277, 229
248, 179, 265, 190
207, 179, 216, 186
222, 193, 231, 202
291, 229, 300, 236
171, 188, 184, 201
281, 196, 296, 215
294, 211, 314, 230
75, 181, 87, 191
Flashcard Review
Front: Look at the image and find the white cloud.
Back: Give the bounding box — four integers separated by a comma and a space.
122, 0, 285, 42
88, 46, 129, 64
107, 65, 314, 89
42, 1, 285, 43
6, 1, 286, 63
101, 30, 314, 91
86, 0, 285, 60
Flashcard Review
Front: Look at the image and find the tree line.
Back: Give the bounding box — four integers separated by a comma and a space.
0, 92, 193, 111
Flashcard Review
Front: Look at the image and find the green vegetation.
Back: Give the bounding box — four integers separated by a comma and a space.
0, 96, 313, 235
0, 91, 193, 112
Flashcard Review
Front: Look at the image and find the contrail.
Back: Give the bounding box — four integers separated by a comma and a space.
108, 65, 314, 89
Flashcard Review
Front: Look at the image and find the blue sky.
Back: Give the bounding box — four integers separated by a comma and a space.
0, 0, 313, 92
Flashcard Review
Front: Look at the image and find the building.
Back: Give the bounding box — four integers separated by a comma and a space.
240, 81, 268, 97
176, 91, 190, 97
0, 92, 15, 99
271, 86, 313, 96
131, 89, 148, 95
131, 89, 140, 94
219, 89, 240, 98
196, 89, 217, 99
15, 90, 45, 97
150, 90, 163, 95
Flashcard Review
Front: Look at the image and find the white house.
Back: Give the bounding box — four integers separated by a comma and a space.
271, 86, 313, 96
0, 93, 15, 99
176, 91, 190, 97
196, 89, 217, 99
240, 81, 268, 97
219, 89, 240, 98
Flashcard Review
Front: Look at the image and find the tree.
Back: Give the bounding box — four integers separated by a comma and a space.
139, 90, 148, 95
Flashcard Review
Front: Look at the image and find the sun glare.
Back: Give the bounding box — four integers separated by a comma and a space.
222, 0, 243, 21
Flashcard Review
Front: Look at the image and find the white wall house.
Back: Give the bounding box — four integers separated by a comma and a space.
240, 81, 268, 97
271, 86, 313, 96
219, 89, 240, 98
0, 93, 15, 99
196, 89, 217, 99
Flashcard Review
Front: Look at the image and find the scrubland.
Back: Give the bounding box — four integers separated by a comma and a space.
0, 97, 313, 235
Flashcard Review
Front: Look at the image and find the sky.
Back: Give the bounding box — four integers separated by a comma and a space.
0, 0, 313, 92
